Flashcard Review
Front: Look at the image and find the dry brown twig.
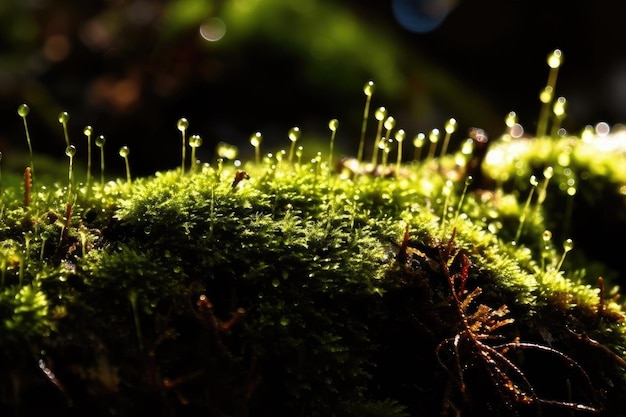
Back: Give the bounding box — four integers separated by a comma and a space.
397, 226, 602, 415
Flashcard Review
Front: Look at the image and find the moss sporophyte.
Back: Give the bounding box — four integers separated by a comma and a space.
3, 50, 626, 416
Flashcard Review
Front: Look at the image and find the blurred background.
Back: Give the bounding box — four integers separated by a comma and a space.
1, 0, 626, 179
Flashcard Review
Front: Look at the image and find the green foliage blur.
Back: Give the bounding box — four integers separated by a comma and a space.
0, 0, 499, 179
3, 0, 626, 180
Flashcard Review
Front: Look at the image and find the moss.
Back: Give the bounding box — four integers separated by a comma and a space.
483, 133, 626, 284
2, 95, 626, 417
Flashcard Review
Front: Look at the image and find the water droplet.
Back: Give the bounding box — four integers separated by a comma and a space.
95, 135, 106, 147
542, 230, 552, 242
189, 134, 203, 148
177, 117, 189, 132
272, 278, 280, 288
374, 107, 387, 121
427, 128, 440, 159
328, 119, 339, 132
429, 129, 440, 143
250, 131, 262, 147
543, 166, 554, 179
144, 226, 152, 235
505, 111, 517, 128
547, 49, 563, 69
119, 146, 130, 158
58, 111, 69, 124
288, 126, 301, 142
280, 317, 289, 326
413, 133, 425, 148
555, 237, 574, 271
383, 116, 396, 131
539, 86, 553, 104
394, 129, 406, 142
581, 125, 594, 141
529, 175, 539, 187
83, 125, 93, 136
444, 118, 457, 134
363, 80, 375, 97
563, 238, 574, 252
65, 145, 76, 157
17, 104, 30, 117
553, 96, 567, 117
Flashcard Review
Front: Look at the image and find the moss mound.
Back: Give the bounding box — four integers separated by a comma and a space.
4, 49, 626, 415
1, 128, 626, 417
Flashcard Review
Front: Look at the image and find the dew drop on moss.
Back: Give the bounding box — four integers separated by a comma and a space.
280, 317, 289, 326
363, 80, 375, 97
17, 104, 30, 117
58, 111, 69, 124
177, 117, 189, 132
272, 278, 280, 288
488, 222, 502, 234
65, 145, 76, 157
119, 146, 130, 158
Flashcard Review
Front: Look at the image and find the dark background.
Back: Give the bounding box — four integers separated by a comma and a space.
1, 0, 625, 179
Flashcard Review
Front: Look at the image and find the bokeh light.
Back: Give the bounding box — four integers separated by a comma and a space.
200, 17, 226, 42
392, 0, 451, 33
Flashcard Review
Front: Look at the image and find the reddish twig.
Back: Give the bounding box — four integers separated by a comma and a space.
24, 167, 32, 207
397, 228, 603, 414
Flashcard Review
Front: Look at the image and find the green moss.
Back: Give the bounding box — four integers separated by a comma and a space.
2, 99, 626, 416
483, 133, 626, 284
